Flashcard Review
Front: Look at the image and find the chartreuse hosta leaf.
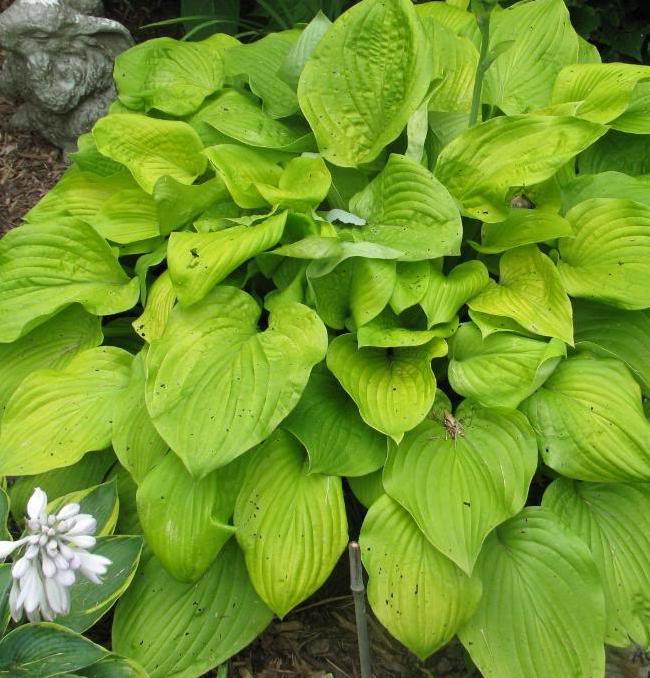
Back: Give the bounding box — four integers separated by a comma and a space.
578, 131, 650, 177
56, 536, 143, 633
93, 114, 207, 193
0, 219, 139, 342
459, 508, 606, 678
255, 157, 331, 211
435, 115, 606, 222
326, 333, 445, 441
520, 354, 650, 481
0, 623, 108, 676
76, 654, 148, 678
552, 63, 650, 127
468, 245, 573, 344
113, 541, 273, 677
0, 347, 132, 476
47, 480, 119, 538
468, 308, 533, 339
448, 323, 566, 408
558, 198, 650, 310
234, 430, 347, 617
191, 89, 314, 152
384, 402, 537, 573
283, 365, 386, 476
360, 495, 481, 659
420, 261, 489, 327
24, 169, 135, 224
137, 452, 235, 582
415, 2, 478, 42
298, 0, 432, 167
114, 37, 224, 116
0, 305, 102, 417
614, 81, 650, 134
133, 271, 176, 344
0, 563, 11, 635
224, 31, 300, 119
357, 308, 457, 349
484, 0, 581, 115
389, 261, 430, 314
113, 352, 168, 484
574, 299, 650, 394
349, 259, 396, 328
146, 287, 327, 477
204, 144, 283, 209
91, 187, 159, 245
561, 171, 650, 213
544, 479, 650, 647
349, 154, 462, 260
472, 210, 574, 254
168, 212, 287, 306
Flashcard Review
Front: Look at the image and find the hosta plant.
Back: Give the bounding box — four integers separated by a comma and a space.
1, 0, 650, 675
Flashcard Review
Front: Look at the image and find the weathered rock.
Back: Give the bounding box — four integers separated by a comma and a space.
0, 0, 132, 150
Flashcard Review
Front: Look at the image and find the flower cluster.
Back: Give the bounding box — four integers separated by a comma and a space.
0, 487, 111, 622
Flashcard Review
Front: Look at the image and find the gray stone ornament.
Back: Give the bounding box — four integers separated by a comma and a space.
0, 0, 133, 150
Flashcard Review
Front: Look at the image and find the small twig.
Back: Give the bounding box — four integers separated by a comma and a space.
292, 593, 352, 615
349, 542, 372, 678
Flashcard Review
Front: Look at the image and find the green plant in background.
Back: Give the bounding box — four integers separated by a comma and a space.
1, 0, 650, 676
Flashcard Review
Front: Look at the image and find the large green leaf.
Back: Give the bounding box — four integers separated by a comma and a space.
326, 333, 445, 441
192, 89, 314, 151
137, 453, 235, 582
91, 188, 160, 245
0, 347, 132, 475
112, 542, 273, 677
448, 323, 566, 408
168, 212, 287, 306
349, 259, 396, 327
473, 210, 574, 254
389, 261, 430, 314
520, 354, 650, 481
384, 402, 537, 573
348, 154, 462, 260
0, 219, 139, 342
77, 655, 148, 678
298, 0, 432, 166
578, 131, 650, 176
279, 11, 331, 89
0, 305, 102, 418
0, 623, 108, 677
113, 352, 168, 484
544, 479, 650, 647
558, 198, 650, 310
133, 271, 176, 344
115, 37, 224, 116
613, 81, 650, 133
360, 494, 481, 659
235, 430, 347, 617
573, 299, 650, 394
468, 245, 574, 344
420, 260, 489, 327
357, 307, 457, 349
203, 145, 282, 209
55, 536, 143, 633
255, 156, 331, 211
93, 115, 207, 193
435, 115, 606, 222
561, 171, 650, 213
146, 287, 327, 477
283, 365, 387, 476
224, 31, 300, 119
484, 0, 581, 115
552, 63, 650, 126
458, 507, 606, 678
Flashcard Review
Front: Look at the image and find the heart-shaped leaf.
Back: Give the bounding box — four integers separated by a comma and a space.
113, 541, 273, 677
435, 115, 606, 222
558, 198, 650, 310
389, 261, 431, 315
384, 402, 537, 573
234, 430, 348, 617
0, 219, 139, 342
448, 323, 566, 408
146, 287, 327, 477
357, 308, 458, 349
420, 261, 489, 327
349, 154, 463, 260
93, 114, 207, 193
349, 259, 397, 328
137, 452, 235, 582
256, 157, 331, 211
283, 365, 387, 476
360, 495, 482, 660
91, 188, 160, 245
468, 245, 574, 344
544, 479, 650, 647
132, 271, 176, 344
298, 0, 432, 166
0, 347, 132, 476
168, 211, 287, 306
326, 333, 445, 440
458, 507, 606, 678
520, 354, 650, 481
